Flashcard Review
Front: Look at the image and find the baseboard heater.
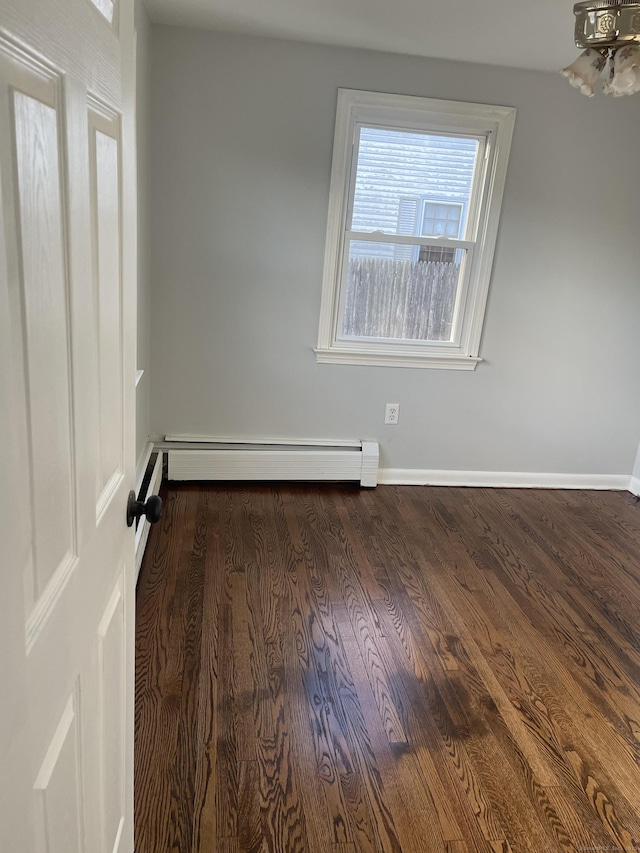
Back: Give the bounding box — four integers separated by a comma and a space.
163, 436, 379, 487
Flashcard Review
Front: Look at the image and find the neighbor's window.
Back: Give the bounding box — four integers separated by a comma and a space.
316, 89, 516, 369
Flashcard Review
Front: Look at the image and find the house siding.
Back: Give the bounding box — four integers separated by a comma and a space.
350, 127, 479, 259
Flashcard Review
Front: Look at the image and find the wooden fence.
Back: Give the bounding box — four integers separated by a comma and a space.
342, 257, 460, 341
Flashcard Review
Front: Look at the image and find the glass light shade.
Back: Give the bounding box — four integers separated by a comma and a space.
603, 45, 640, 95
561, 48, 607, 96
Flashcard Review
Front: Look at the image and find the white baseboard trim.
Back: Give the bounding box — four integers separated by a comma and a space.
378, 468, 631, 490
136, 440, 155, 494
135, 450, 164, 580
629, 476, 640, 496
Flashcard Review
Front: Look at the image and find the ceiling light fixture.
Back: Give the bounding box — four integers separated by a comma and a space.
562, 1, 640, 95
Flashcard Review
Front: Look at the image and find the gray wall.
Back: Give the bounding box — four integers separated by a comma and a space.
149, 26, 640, 475
135, 0, 151, 475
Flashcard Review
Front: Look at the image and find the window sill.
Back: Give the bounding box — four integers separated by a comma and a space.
314, 347, 482, 370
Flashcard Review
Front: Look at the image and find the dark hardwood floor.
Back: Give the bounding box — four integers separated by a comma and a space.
135, 483, 640, 852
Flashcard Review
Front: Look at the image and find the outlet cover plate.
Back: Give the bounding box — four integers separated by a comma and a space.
385, 403, 400, 425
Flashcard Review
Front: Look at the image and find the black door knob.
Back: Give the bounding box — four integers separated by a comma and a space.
126, 490, 163, 528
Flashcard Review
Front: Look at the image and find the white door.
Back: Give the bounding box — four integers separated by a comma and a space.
0, 0, 137, 850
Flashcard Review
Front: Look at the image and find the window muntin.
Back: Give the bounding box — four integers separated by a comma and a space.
316, 90, 516, 369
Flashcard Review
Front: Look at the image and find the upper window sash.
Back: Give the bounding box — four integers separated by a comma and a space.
346, 121, 488, 243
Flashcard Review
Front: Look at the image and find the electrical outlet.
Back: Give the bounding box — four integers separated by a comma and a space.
385, 403, 400, 425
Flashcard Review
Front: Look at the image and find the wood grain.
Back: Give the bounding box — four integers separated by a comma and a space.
135, 483, 640, 852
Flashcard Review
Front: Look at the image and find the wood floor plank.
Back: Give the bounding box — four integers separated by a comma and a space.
416, 496, 636, 811
441, 491, 640, 791
468, 489, 640, 669
370, 486, 631, 849
545, 783, 617, 852
230, 573, 257, 763
526, 489, 640, 601
169, 490, 209, 853
339, 626, 449, 853
267, 498, 346, 851
370, 597, 545, 853
396, 487, 640, 845
287, 584, 359, 845
216, 595, 239, 839
344, 617, 462, 853
136, 482, 640, 853
242, 554, 309, 848
255, 707, 308, 852
500, 489, 640, 654
135, 487, 195, 853
191, 489, 222, 852
282, 490, 402, 852
286, 490, 407, 744
285, 600, 352, 847
374, 489, 561, 789
215, 839, 240, 853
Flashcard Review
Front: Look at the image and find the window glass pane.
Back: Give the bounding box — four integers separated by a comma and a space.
418, 245, 457, 264
350, 127, 479, 237
342, 240, 465, 342
421, 201, 462, 237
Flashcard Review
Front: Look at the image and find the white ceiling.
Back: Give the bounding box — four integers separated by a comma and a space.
143, 0, 579, 73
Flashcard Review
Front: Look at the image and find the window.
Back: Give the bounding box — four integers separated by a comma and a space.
316, 89, 516, 369
419, 201, 463, 263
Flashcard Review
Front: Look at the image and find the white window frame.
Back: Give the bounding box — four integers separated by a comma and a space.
315, 89, 516, 370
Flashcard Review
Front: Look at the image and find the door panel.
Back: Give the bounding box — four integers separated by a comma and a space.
0, 0, 136, 850
89, 103, 124, 519
34, 692, 85, 853
98, 576, 126, 853
2, 46, 78, 642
